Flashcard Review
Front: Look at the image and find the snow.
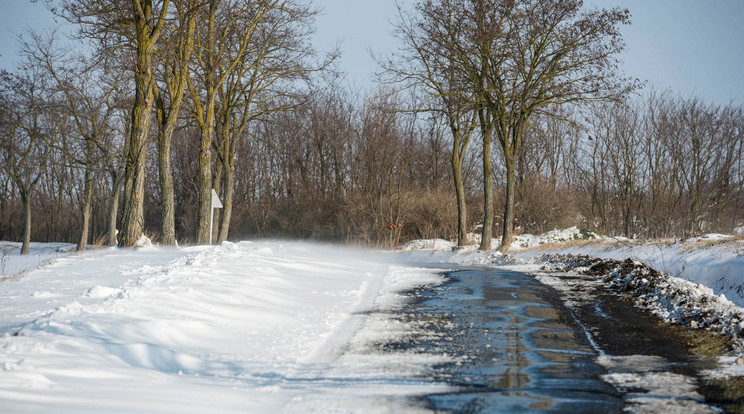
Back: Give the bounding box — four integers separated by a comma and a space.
396, 226, 599, 253
397, 226, 599, 255
509, 226, 600, 250
515, 237, 744, 308
0, 241, 454, 413
134, 234, 154, 248
399, 238, 454, 252
705, 355, 744, 378
0, 241, 76, 280
598, 355, 715, 413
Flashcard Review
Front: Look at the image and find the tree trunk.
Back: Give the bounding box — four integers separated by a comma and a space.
217, 160, 234, 243
479, 122, 494, 251
623, 186, 632, 238
211, 131, 225, 244
157, 125, 176, 245
624, 207, 632, 238
153, 5, 195, 246
216, 114, 235, 244
120, 113, 149, 247
108, 173, 123, 247
21, 192, 31, 255
118, 1, 170, 247
77, 161, 94, 251
451, 150, 468, 247
195, 101, 215, 244
500, 156, 516, 251
120, 38, 155, 247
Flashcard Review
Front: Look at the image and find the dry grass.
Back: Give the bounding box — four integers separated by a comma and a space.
142, 231, 159, 246
680, 328, 732, 365
91, 235, 111, 249
707, 376, 744, 413
642, 238, 679, 247
677, 235, 744, 254
675, 324, 744, 413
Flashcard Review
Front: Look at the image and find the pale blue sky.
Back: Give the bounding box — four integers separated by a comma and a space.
587, 0, 744, 103
1, 0, 742, 104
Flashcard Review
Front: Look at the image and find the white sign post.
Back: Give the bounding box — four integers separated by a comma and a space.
210, 189, 223, 245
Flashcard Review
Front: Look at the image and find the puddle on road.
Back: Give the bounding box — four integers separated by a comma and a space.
390, 267, 720, 413
399, 268, 623, 413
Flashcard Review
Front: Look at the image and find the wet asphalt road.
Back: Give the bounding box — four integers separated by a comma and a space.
387, 266, 720, 413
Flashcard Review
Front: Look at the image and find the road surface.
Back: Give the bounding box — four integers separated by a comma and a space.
383, 265, 722, 413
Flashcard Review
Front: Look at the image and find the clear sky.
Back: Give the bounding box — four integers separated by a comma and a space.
1, 0, 742, 104
586, 0, 744, 104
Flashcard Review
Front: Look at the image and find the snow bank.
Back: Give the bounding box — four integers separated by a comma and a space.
513, 236, 744, 308
399, 238, 454, 252
532, 254, 744, 379
0, 241, 450, 413
537, 255, 744, 347
134, 234, 154, 248
510, 226, 600, 250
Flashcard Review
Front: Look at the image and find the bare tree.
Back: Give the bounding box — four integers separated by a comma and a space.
4, 0, 742, 248
187, 0, 281, 244
0, 70, 57, 254
356, 89, 414, 247
516, 109, 582, 234
23, 30, 124, 250
660, 96, 742, 236
386, 3, 478, 247
409, 0, 633, 250
643, 91, 679, 237
212, 0, 327, 243
591, 101, 644, 237
53, 0, 172, 247
153, 0, 196, 245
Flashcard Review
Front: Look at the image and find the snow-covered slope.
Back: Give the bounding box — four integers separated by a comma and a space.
0, 241, 452, 413
515, 235, 744, 308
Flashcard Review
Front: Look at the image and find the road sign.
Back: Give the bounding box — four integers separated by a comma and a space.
210, 189, 223, 245
211, 189, 223, 208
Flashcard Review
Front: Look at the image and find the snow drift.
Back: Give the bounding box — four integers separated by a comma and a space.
0, 241, 452, 413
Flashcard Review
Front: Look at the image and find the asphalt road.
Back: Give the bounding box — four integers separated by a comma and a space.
384, 265, 722, 413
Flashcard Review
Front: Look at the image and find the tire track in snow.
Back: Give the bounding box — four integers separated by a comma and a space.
298, 269, 387, 367
283, 265, 453, 413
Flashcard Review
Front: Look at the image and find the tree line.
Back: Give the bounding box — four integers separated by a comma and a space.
1, 0, 742, 254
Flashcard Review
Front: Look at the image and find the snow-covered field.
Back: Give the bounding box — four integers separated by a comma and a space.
0, 241, 77, 281
0, 241, 453, 413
